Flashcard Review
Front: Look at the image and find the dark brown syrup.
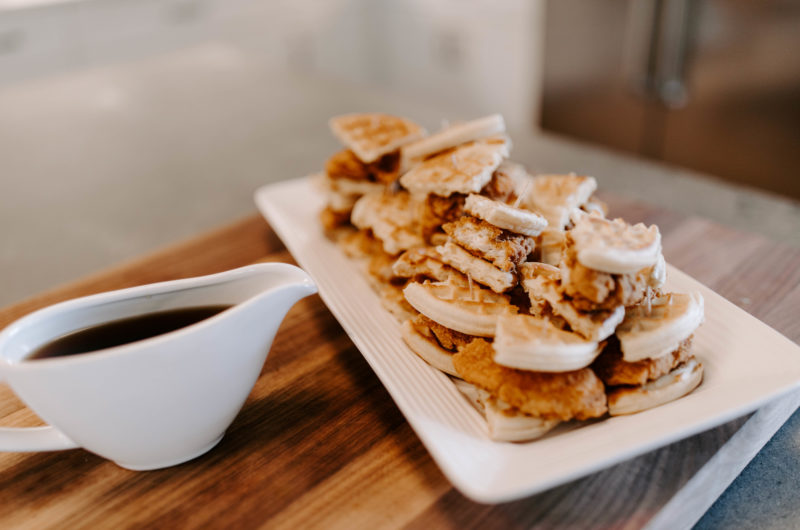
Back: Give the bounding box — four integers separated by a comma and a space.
26, 305, 232, 360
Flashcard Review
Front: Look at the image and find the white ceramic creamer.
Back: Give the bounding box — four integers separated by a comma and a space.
0, 263, 316, 470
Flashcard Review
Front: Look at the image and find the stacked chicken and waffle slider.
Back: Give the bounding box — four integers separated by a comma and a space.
317, 112, 705, 442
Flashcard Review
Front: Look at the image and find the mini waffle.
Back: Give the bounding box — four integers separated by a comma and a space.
437, 241, 517, 293
401, 319, 460, 377
400, 136, 511, 198
494, 314, 602, 372
464, 194, 547, 237
399, 114, 506, 171
569, 215, 662, 275
442, 216, 534, 272
616, 292, 704, 362
391, 246, 464, 284
330, 113, 425, 164
559, 216, 665, 311
524, 174, 597, 230
403, 278, 516, 337
350, 191, 424, 255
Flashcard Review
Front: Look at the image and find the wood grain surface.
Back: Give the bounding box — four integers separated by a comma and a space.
0, 197, 798, 529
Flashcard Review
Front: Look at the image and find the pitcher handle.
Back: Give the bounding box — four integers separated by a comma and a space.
0, 373, 79, 451
0, 426, 79, 451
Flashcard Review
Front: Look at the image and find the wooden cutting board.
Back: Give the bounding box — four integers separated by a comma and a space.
0, 195, 798, 529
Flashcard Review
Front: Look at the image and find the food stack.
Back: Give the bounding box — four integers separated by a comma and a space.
317, 113, 428, 319
319, 113, 425, 234
437, 194, 546, 293
521, 174, 604, 266
316, 111, 706, 443
520, 214, 665, 343
401, 277, 514, 376
592, 292, 704, 415
452, 335, 608, 441
398, 114, 516, 243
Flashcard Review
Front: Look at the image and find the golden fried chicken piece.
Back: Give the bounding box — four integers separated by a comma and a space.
416, 168, 519, 243
391, 246, 464, 284
320, 206, 352, 232
417, 193, 466, 242
325, 149, 401, 184
367, 250, 398, 284
520, 262, 625, 342
562, 235, 653, 311
453, 339, 608, 421
442, 216, 534, 272
411, 314, 475, 352
351, 191, 424, 256
483, 166, 516, 203
338, 229, 384, 260
325, 149, 368, 180
592, 336, 694, 387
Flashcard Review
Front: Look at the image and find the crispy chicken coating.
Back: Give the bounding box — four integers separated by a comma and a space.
411, 314, 475, 352
442, 216, 534, 272
483, 167, 517, 203
320, 206, 352, 232
391, 247, 463, 283
367, 250, 398, 284
351, 191, 424, 256
415, 169, 523, 242
592, 336, 694, 387
418, 193, 466, 242
453, 339, 608, 421
325, 149, 401, 184
338, 229, 384, 260
562, 235, 653, 311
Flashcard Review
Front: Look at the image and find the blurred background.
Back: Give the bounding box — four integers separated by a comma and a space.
1, 0, 799, 304
543, 0, 800, 199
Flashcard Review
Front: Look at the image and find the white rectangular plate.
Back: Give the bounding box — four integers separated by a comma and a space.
254, 176, 800, 503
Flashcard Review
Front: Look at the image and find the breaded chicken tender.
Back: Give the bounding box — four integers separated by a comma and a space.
418, 194, 466, 242
561, 235, 653, 311
392, 246, 463, 283
453, 339, 608, 421
415, 170, 524, 242
320, 206, 352, 232
521, 262, 625, 342
367, 250, 398, 284
592, 336, 694, 387
483, 165, 517, 203
338, 229, 384, 260
326, 149, 400, 184
411, 314, 475, 352
351, 191, 424, 255
442, 216, 534, 272
326, 149, 368, 180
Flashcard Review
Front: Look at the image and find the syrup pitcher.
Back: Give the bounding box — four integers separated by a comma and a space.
0, 263, 316, 469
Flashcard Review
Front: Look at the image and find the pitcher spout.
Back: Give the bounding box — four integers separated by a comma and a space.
224, 263, 317, 342
248, 264, 318, 316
